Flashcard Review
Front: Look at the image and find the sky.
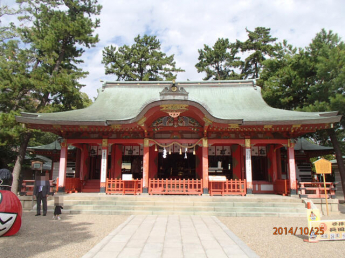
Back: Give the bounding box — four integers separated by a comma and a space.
2, 0, 345, 100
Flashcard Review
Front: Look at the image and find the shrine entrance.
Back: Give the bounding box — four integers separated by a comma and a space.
89, 155, 101, 180
252, 156, 268, 181
157, 153, 196, 179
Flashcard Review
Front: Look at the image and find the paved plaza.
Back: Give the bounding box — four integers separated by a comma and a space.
82, 215, 259, 258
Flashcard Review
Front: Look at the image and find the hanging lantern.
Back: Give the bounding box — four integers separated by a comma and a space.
163, 147, 167, 158
155, 144, 157, 151
168, 147, 171, 155
179, 147, 182, 155
193, 147, 196, 155
184, 148, 188, 159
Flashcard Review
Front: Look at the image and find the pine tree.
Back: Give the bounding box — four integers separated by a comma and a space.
0, 0, 102, 193
195, 38, 243, 80
102, 34, 184, 81
261, 29, 345, 198
238, 27, 277, 79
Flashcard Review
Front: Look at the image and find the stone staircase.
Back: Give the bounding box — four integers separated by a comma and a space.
47, 194, 307, 217
296, 162, 312, 182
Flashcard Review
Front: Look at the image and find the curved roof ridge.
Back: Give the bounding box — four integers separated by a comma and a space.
16, 80, 341, 126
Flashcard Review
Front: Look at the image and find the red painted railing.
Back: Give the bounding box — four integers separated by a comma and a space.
299, 182, 336, 199
20, 180, 55, 196
149, 179, 203, 195
65, 178, 81, 193
274, 179, 290, 196
208, 179, 246, 196
106, 178, 142, 195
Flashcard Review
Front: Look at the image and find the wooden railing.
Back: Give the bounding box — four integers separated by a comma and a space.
149, 179, 203, 195
106, 178, 142, 195
208, 179, 246, 196
299, 182, 336, 199
274, 179, 290, 196
20, 180, 55, 196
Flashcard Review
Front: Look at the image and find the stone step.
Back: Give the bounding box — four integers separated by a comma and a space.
56, 195, 303, 203
45, 193, 306, 217
52, 204, 306, 213
52, 209, 306, 217
55, 200, 305, 208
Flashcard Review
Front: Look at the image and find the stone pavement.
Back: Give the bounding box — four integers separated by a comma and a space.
83, 215, 258, 258
339, 202, 345, 213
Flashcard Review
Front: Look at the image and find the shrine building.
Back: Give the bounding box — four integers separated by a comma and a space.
16, 80, 341, 196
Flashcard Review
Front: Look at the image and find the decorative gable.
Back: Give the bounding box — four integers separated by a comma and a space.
159, 80, 189, 100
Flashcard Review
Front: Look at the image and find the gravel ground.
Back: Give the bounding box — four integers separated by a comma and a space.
1, 210, 344, 258
0, 212, 128, 258
219, 213, 345, 258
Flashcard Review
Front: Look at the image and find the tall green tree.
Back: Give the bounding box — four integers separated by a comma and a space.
261, 29, 345, 198
0, 0, 102, 193
102, 34, 184, 81
195, 38, 243, 80
260, 40, 310, 110
238, 27, 277, 79
262, 29, 345, 138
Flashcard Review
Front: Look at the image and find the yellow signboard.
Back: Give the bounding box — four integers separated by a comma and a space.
307, 209, 320, 223
314, 158, 332, 174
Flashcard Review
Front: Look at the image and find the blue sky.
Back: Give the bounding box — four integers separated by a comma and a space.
2, 0, 345, 99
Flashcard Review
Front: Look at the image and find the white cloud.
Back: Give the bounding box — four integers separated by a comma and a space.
3, 0, 345, 99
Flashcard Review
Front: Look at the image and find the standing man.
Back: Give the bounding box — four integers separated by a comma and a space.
33, 172, 50, 216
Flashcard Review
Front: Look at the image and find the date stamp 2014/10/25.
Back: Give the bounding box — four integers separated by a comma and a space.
273, 227, 324, 236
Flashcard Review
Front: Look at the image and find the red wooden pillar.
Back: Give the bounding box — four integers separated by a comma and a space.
245, 139, 253, 194
202, 138, 209, 194
195, 146, 202, 179
271, 145, 278, 183
267, 145, 274, 182
288, 139, 297, 195
75, 148, 81, 178
149, 145, 158, 178
79, 144, 89, 181
241, 146, 245, 180
58, 140, 68, 192
110, 144, 115, 179
143, 138, 150, 193
231, 145, 241, 179
111, 144, 122, 179
276, 148, 282, 179
100, 139, 108, 193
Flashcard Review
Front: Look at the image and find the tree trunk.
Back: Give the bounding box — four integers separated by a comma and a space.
327, 128, 345, 200
54, 39, 66, 73
11, 131, 32, 194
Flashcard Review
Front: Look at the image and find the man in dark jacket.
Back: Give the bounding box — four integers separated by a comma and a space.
33, 172, 50, 216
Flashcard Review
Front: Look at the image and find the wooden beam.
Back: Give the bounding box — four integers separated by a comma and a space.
208, 139, 245, 145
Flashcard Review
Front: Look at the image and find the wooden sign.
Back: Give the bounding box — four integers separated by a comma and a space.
313, 158, 331, 215
309, 219, 345, 241
208, 176, 226, 182
314, 158, 332, 174
31, 161, 43, 170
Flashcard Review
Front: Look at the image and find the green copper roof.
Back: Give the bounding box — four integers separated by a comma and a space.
16, 80, 341, 126
28, 140, 75, 150
294, 138, 333, 151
